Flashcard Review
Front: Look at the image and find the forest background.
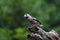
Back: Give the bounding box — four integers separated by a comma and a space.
0, 0, 60, 40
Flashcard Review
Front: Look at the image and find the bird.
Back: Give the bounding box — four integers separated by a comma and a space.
24, 13, 43, 27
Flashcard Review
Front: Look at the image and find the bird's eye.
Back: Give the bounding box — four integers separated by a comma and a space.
26, 17, 28, 18
33, 19, 35, 20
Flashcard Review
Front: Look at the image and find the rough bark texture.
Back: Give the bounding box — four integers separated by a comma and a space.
27, 25, 60, 40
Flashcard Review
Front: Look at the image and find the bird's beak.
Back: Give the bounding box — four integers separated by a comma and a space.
24, 14, 26, 17
24, 14, 28, 19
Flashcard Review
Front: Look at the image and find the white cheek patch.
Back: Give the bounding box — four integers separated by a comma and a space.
24, 13, 30, 17
24, 14, 27, 17
26, 14, 32, 18
24, 13, 33, 19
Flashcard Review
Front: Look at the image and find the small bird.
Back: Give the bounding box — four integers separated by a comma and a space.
24, 13, 43, 27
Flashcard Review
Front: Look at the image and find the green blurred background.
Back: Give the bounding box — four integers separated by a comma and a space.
0, 0, 60, 40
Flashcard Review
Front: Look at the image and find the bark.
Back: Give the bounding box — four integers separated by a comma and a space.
27, 26, 60, 40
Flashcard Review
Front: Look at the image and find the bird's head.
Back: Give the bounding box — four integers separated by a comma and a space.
24, 13, 32, 19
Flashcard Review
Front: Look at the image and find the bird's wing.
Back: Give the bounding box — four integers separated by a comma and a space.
33, 18, 41, 24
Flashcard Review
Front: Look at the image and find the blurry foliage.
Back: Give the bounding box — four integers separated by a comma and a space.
0, 0, 60, 40
13, 28, 29, 40
0, 28, 12, 40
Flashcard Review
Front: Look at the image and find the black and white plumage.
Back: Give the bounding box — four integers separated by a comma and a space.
24, 13, 43, 27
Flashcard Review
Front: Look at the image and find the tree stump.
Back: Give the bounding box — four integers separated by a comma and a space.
24, 13, 60, 40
